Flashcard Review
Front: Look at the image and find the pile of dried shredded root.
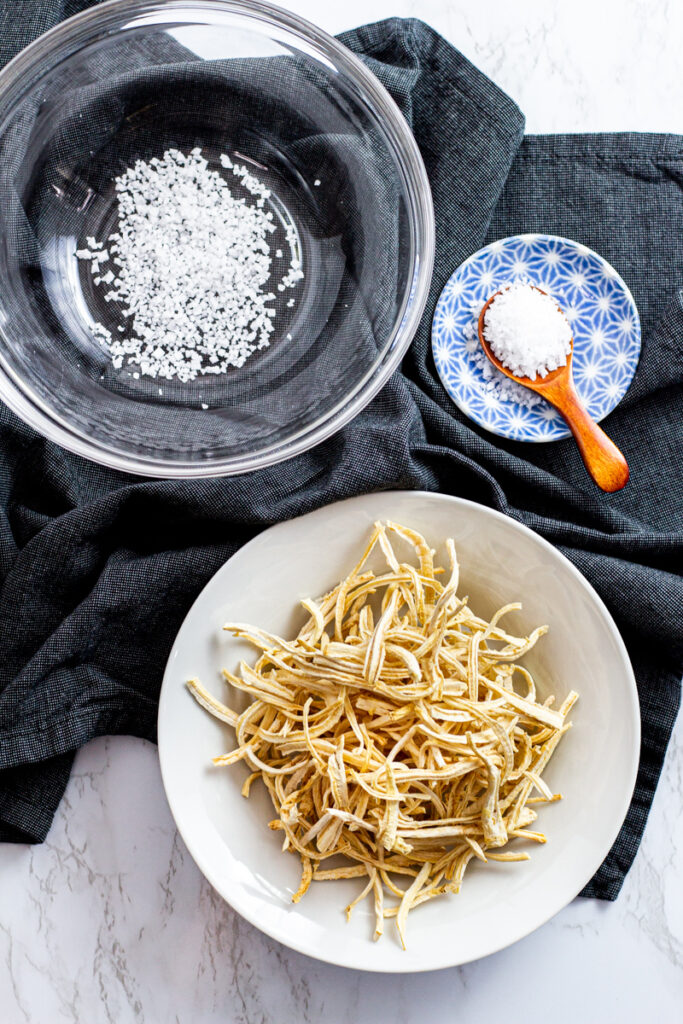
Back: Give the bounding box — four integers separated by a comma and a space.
188, 521, 578, 948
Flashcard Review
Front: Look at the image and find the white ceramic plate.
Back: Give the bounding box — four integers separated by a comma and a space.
158, 491, 640, 972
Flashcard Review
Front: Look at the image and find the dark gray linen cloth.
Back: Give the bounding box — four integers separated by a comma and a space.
0, 3, 681, 902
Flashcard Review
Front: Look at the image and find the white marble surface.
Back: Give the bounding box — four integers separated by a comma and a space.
1, 1, 683, 1020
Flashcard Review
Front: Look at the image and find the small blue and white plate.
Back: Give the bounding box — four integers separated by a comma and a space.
432, 234, 641, 442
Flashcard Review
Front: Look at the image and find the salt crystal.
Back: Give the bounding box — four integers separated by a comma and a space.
462, 309, 543, 411
91, 322, 111, 344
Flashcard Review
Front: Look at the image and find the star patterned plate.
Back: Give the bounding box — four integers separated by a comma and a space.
431, 234, 641, 442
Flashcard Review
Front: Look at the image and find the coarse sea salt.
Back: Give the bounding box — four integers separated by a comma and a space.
77, 147, 303, 382
461, 298, 542, 411
483, 283, 572, 380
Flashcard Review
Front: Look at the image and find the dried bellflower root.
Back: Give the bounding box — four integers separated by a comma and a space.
187, 521, 578, 949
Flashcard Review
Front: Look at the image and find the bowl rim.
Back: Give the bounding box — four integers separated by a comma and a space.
157, 489, 642, 972
0, 0, 435, 478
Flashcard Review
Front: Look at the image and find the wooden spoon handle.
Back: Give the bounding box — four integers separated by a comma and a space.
543, 382, 629, 492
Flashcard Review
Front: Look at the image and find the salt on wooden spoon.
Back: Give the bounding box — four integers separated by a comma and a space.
478, 285, 629, 493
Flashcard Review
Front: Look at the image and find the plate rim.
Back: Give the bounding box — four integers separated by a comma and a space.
158, 490, 641, 972
431, 233, 642, 443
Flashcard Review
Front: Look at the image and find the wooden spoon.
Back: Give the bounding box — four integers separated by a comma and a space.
478, 288, 629, 492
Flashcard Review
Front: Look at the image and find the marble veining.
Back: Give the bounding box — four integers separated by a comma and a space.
0, 717, 682, 1022
0, 721, 682, 1021
1, 1, 683, 1020
295, 0, 683, 134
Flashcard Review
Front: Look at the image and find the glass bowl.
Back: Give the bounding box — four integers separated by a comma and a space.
0, 0, 434, 476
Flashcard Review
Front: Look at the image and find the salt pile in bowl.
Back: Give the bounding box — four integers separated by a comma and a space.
76, 147, 304, 383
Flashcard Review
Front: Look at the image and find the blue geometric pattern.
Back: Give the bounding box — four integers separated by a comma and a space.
431, 234, 642, 442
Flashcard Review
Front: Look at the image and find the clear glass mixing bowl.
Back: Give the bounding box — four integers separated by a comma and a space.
0, 0, 434, 476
